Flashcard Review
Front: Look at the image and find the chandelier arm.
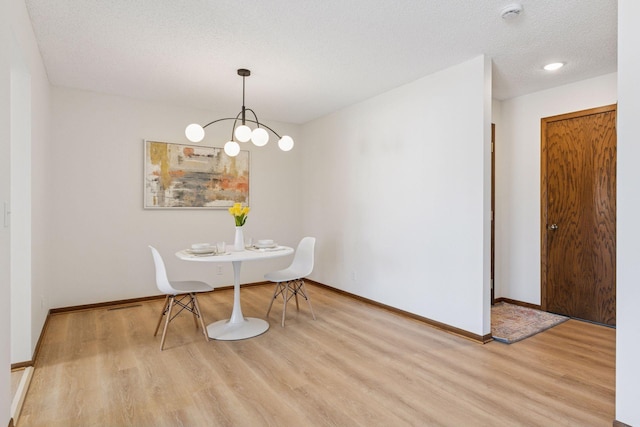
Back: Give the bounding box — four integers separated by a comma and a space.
201, 111, 245, 140
199, 117, 283, 140
201, 117, 240, 129
242, 108, 282, 139
230, 110, 244, 140
244, 108, 260, 127
241, 118, 282, 139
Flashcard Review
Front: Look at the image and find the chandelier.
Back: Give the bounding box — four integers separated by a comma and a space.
185, 68, 294, 157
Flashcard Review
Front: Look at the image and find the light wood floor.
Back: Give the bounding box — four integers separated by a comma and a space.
20, 284, 615, 426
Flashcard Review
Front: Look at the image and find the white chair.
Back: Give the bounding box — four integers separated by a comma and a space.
265, 237, 317, 327
149, 245, 214, 350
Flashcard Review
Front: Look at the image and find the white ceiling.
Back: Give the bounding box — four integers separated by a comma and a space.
24, 0, 617, 125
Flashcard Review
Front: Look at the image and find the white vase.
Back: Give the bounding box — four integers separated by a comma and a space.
234, 226, 245, 251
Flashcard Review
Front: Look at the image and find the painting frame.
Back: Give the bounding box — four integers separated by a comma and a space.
143, 140, 250, 209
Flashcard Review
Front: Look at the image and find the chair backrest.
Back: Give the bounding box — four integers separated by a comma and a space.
289, 237, 316, 278
149, 246, 177, 295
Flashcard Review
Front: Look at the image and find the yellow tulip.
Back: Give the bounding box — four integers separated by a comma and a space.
229, 203, 250, 226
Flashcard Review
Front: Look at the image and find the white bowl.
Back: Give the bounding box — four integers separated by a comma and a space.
257, 239, 274, 245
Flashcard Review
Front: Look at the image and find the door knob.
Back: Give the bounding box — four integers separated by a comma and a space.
548, 223, 558, 230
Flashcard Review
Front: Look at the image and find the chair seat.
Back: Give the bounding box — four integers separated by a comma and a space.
168, 280, 214, 294
264, 268, 307, 283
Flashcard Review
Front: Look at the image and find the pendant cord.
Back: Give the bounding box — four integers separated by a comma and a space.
241, 75, 246, 125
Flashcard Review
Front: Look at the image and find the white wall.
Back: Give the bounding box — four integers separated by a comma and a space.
616, 1, 640, 424
2, 0, 51, 422
496, 73, 617, 304
47, 87, 303, 308
0, 1, 12, 422
27, 6, 52, 363
8, 0, 50, 364
10, 30, 31, 363
301, 56, 492, 336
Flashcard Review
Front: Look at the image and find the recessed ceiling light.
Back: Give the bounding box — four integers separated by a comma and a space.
544, 62, 565, 71
501, 3, 523, 20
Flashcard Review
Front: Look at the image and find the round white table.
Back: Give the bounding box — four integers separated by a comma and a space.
176, 246, 293, 340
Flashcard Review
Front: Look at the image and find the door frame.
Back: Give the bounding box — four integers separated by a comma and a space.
491, 123, 495, 305
540, 103, 617, 312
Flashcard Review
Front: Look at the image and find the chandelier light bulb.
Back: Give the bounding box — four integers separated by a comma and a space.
224, 140, 241, 157
251, 127, 269, 147
278, 135, 294, 152
185, 123, 205, 143
234, 125, 252, 142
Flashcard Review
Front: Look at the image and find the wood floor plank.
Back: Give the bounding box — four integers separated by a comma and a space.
19, 284, 615, 426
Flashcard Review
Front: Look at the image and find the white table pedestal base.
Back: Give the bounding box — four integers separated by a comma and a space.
206, 318, 269, 340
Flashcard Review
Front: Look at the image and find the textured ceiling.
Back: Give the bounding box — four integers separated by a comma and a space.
24, 0, 617, 124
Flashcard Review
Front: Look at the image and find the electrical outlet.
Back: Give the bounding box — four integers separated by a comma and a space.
216, 265, 223, 275
351, 270, 356, 282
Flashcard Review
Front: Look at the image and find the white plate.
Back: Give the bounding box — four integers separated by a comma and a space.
187, 251, 230, 257
188, 247, 216, 254
255, 242, 277, 249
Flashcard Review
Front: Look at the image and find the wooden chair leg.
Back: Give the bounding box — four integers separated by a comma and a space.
266, 283, 281, 317
281, 283, 289, 327
300, 281, 316, 320
154, 295, 170, 337
192, 294, 209, 342
190, 295, 199, 329
292, 281, 300, 311
160, 296, 175, 351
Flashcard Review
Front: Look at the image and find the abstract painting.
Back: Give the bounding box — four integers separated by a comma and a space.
144, 140, 249, 209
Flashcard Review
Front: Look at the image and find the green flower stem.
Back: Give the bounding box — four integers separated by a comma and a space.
234, 215, 247, 226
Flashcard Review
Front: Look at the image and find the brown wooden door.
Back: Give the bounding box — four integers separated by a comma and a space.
541, 104, 616, 326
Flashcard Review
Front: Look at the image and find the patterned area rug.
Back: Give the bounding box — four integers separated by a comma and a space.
492, 302, 570, 343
